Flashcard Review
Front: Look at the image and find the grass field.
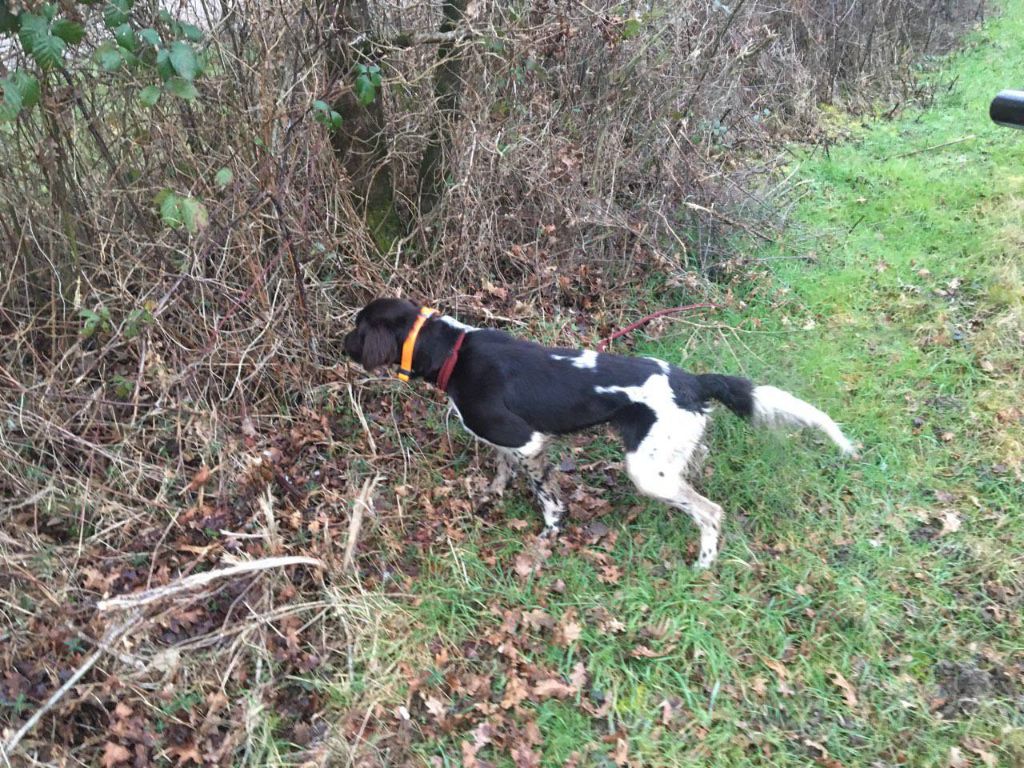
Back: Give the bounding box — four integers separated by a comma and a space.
372, 3, 1024, 765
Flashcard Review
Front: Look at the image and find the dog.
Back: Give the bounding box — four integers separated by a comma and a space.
344, 298, 855, 568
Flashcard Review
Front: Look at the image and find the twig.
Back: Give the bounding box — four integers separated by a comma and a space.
681, 0, 750, 116
1, 610, 143, 759
598, 303, 720, 352
884, 134, 975, 161
97, 556, 323, 611
683, 201, 774, 243
343, 475, 381, 572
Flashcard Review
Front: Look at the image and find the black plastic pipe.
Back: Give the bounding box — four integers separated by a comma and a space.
990, 90, 1024, 128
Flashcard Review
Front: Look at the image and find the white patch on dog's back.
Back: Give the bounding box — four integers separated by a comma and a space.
441, 315, 476, 332
647, 357, 670, 374
552, 350, 599, 369
596, 373, 707, 483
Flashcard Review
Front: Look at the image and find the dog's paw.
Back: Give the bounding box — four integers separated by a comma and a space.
539, 525, 561, 540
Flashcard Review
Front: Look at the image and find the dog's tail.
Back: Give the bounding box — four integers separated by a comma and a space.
696, 373, 856, 456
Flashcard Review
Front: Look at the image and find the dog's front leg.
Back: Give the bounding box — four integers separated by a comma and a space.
488, 448, 518, 496
517, 452, 565, 537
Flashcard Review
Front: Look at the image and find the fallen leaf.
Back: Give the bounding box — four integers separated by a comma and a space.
963, 738, 998, 767
630, 644, 672, 659
501, 674, 529, 710
555, 610, 582, 646
532, 678, 575, 700
938, 510, 962, 537
101, 742, 132, 768
167, 742, 203, 766
183, 465, 212, 494
948, 746, 969, 768
751, 676, 768, 697
598, 564, 623, 584
763, 657, 789, 680
512, 742, 541, 768
611, 737, 630, 766
827, 668, 859, 709
763, 657, 795, 696
461, 722, 493, 768
423, 694, 447, 723
569, 662, 587, 691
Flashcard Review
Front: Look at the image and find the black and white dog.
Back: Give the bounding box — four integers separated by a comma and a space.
344, 298, 855, 568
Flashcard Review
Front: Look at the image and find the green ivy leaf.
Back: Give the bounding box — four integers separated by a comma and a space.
0, 2, 19, 34
19, 13, 66, 69
113, 23, 135, 51
0, 77, 23, 122
95, 40, 124, 71
138, 27, 160, 47
214, 167, 233, 189
179, 197, 209, 232
11, 71, 40, 110
155, 48, 174, 81
168, 40, 197, 81
51, 18, 85, 44
166, 76, 198, 101
181, 22, 202, 42
103, 0, 131, 29
354, 64, 382, 106
354, 76, 375, 106
312, 100, 343, 131
158, 191, 182, 228
139, 84, 161, 107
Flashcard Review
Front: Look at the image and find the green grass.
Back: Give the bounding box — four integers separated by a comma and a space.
357, 4, 1024, 765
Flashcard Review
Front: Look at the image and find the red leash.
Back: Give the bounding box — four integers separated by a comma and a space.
597, 303, 720, 352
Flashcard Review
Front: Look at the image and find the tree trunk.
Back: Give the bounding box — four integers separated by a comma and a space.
323, 0, 402, 249
416, 0, 468, 213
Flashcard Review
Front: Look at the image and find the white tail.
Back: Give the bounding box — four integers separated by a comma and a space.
751, 385, 856, 456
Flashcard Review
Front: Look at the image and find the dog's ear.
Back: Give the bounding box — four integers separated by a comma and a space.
359, 325, 399, 370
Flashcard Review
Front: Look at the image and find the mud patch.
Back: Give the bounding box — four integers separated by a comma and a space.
934, 658, 1021, 718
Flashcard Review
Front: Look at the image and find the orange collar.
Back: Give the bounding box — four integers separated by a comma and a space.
397, 306, 438, 382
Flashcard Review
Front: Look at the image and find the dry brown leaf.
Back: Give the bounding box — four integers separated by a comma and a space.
938, 510, 962, 537
101, 741, 132, 768
948, 746, 969, 768
827, 668, 859, 709
569, 661, 587, 691
532, 678, 575, 700
167, 741, 204, 766
751, 675, 768, 697
611, 736, 630, 767
512, 743, 541, 768
963, 738, 998, 767
555, 610, 582, 646
423, 695, 447, 723
763, 657, 789, 679
461, 722, 494, 768
524, 719, 543, 745
183, 465, 212, 493
763, 657, 795, 696
501, 674, 529, 710
630, 644, 672, 659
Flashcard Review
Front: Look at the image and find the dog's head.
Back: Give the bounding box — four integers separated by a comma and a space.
343, 298, 421, 372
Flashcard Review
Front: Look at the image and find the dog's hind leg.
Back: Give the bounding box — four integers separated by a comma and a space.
671, 486, 724, 569
623, 413, 724, 568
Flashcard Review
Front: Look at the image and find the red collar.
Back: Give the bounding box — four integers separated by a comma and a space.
436, 332, 467, 392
